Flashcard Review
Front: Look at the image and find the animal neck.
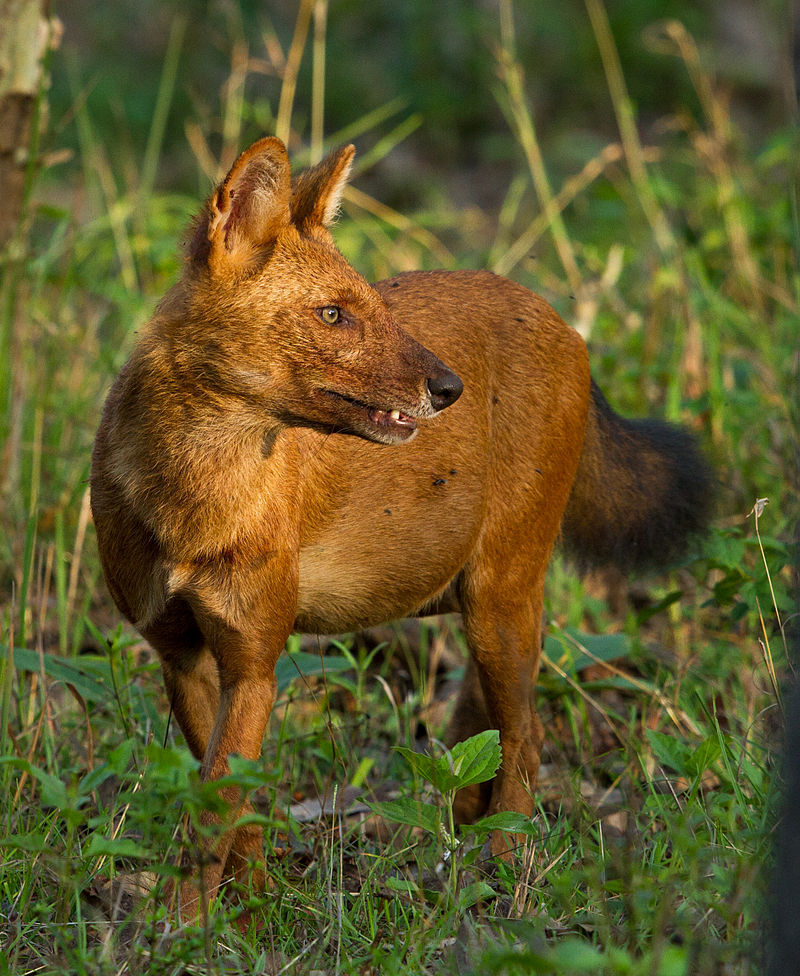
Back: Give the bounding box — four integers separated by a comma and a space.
118, 342, 295, 560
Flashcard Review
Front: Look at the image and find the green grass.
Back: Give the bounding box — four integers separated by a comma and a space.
0, 1, 795, 973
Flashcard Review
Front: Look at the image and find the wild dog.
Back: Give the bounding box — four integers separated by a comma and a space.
91, 137, 711, 919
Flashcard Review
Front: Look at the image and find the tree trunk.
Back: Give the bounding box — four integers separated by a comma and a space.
0, 0, 53, 248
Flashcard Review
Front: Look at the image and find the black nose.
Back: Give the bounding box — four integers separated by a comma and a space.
427, 369, 463, 412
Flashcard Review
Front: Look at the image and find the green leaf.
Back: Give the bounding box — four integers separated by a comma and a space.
710, 568, 750, 606
636, 589, 684, 624
80, 763, 117, 795
645, 729, 691, 778
684, 736, 721, 780
393, 746, 440, 788
385, 876, 418, 896
106, 739, 137, 774
367, 798, 441, 835
22, 763, 72, 810
458, 881, 496, 909
396, 730, 501, 795
274, 651, 352, 694
224, 754, 275, 790
4, 646, 110, 702
544, 629, 631, 675
445, 730, 502, 791
85, 835, 150, 859
0, 833, 50, 852
655, 944, 690, 976
550, 940, 607, 970
469, 811, 538, 838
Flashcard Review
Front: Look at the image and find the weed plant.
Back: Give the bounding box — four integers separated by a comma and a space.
0, 1, 795, 973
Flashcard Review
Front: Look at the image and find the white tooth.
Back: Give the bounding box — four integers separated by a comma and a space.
390, 410, 401, 420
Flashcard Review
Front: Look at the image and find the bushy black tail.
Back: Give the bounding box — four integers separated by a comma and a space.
561, 380, 713, 572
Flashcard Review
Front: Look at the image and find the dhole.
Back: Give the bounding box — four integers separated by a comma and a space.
91, 137, 711, 919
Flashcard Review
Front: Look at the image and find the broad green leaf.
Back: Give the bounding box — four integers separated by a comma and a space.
684, 736, 721, 780
544, 629, 631, 675
5, 646, 110, 702
700, 526, 746, 568
458, 881, 496, 909
645, 729, 691, 777
274, 651, 352, 694
143, 742, 199, 777
368, 797, 441, 835
550, 940, 607, 970
396, 730, 501, 794
80, 764, 117, 795
469, 811, 538, 837
85, 835, 150, 859
23, 764, 72, 810
444, 730, 502, 790
636, 590, 684, 624
737, 752, 766, 794
107, 739, 137, 774
385, 876, 418, 896
655, 944, 690, 976
0, 833, 50, 852
393, 747, 441, 788
225, 754, 275, 790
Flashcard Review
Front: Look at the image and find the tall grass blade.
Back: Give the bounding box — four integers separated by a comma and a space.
276, 0, 314, 146
495, 0, 583, 304
54, 511, 67, 655
139, 13, 187, 206
311, 0, 329, 163
18, 406, 43, 652
584, 0, 675, 256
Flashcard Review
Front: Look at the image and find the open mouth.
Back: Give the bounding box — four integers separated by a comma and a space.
323, 390, 418, 438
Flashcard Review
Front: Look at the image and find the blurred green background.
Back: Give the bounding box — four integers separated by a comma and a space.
52, 0, 788, 203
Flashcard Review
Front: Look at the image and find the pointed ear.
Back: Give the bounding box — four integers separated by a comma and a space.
290, 144, 356, 232
201, 137, 291, 273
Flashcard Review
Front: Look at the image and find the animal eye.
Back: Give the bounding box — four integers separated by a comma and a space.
318, 305, 341, 325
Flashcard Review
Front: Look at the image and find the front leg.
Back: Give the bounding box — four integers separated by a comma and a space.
163, 552, 298, 922
185, 660, 279, 920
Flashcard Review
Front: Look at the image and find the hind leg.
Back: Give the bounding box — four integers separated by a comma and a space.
446, 619, 544, 828
449, 564, 546, 848
442, 311, 589, 846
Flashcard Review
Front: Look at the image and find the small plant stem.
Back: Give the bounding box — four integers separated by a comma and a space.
343, 184, 453, 265
18, 406, 43, 652
750, 498, 788, 669
0, 254, 21, 482
54, 510, 67, 655
65, 488, 91, 653
69, 59, 139, 293
446, 790, 458, 902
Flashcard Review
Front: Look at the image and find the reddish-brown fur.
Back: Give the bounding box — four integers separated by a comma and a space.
91, 138, 711, 920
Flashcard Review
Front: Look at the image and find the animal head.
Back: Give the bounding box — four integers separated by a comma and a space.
169, 138, 461, 445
